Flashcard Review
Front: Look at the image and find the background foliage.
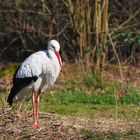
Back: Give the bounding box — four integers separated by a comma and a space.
0, 0, 139, 67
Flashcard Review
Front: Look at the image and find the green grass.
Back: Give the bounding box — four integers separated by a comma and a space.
0, 63, 18, 77
30, 90, 140, 120
14, 89, 139, 121
39, 103, 140, 120
83, 72, 103, 89
40, 90, 140, 106
22, 100, 139, 121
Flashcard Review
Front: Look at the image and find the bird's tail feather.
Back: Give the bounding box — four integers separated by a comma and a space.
7, 87, 16, 105
7, 85, 22, 105
7, 76, 38, 105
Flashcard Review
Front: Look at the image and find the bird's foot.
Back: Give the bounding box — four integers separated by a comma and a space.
32, 122, 39, 128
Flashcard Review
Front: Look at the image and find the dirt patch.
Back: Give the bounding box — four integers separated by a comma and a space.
0, 108, 139, 140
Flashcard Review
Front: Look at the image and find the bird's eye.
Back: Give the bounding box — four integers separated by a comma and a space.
52, 45, 56, 51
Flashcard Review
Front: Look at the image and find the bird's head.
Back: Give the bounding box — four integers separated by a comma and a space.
48, 40, 60, 52
48, 39, 62, 68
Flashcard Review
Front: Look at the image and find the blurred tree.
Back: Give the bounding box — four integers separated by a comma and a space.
0, 0, 139, 73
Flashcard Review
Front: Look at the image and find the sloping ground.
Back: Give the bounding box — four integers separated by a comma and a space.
0, 108, 140, 140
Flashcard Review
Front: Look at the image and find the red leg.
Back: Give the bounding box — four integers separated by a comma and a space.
35, 91, 40, 125
32, 90, 40, 128
32, 90, 36, 120
32, 90, 38, 128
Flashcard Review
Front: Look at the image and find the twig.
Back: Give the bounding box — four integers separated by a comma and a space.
108, 33, 124, 81
0, 37, 20, 54
0, 9, 69, 17
111, 8, 140, 34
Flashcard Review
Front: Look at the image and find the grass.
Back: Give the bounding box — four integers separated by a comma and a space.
0, 64, 140, 122
0, 63, 18, 77
0, 63, 140, 139
40, 103, 140, 121
41, 90, 140, 105
81, 129, 140, 140
19, 90, 140, 121
83, 72, 103, 89
1, 66, 139, 120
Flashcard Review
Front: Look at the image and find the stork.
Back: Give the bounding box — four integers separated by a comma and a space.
7, 40, 62, 128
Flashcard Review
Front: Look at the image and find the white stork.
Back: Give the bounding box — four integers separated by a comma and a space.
7, 40, 62, 128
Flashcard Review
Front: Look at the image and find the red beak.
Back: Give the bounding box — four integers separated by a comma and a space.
55, 51, 62, 68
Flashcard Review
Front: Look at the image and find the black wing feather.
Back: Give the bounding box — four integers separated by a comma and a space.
7, 66, 38, 105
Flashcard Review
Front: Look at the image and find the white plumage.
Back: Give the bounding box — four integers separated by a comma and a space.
7, 39, 62, 128
14, 50, 61, 101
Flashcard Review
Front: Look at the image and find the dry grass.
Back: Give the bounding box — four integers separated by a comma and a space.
0, 107, 140, 140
